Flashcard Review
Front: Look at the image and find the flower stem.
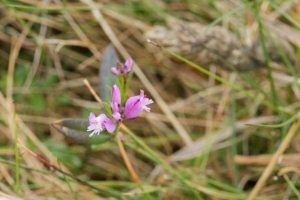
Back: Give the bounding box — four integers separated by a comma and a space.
121, 124, 203, 200
116, 133, 140, 184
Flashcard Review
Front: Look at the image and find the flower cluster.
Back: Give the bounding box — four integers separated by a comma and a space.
111, 57, 133, 76
87, 84, 153, 137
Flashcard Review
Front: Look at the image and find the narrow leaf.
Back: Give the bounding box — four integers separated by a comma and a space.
246, 111, 300, 128
52, 118, 112, 145
99, 45, 118, 102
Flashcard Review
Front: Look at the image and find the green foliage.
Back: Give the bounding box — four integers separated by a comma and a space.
103, 102, 112, 117
0, 65, 29, 88
88, 131, 113, 145
56, 94, 71, 105
27, 94, 46, 112
45, 140, 82, 169
128, 0, 165, 24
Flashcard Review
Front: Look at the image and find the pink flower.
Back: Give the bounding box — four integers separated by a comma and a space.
87, 86, 153, 138
111, 84, 121, 105
111, 67, 121, 75
124, 90, 154, 119
123, 57, 133, 74
87, 112, 117, 137
111, 84, 121, 120
111, 57, 133, 76
111, 101, 121, 120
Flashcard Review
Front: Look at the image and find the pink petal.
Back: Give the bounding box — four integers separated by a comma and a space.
138, 90, 153, 112
119, 63, 125, 71
112, 112, 121, 121
87, 119, 103, 137
111, 67, 120, 75
103, 117, 117, 133
88, 112, 96, 125
125, 57, 133, 68
124, 57, 133, 74
124, 96, 142, 119
111, 84, 121, 105
87, 113, 116, 136
142, 98, 154, 112
111, 101, 120, 114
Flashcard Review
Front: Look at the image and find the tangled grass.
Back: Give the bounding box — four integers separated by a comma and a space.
0, 0, 300, 199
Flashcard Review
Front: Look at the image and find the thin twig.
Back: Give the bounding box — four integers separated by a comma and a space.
83, 79, 104, 107
116, 133, 140, 184
247, 116, 300, 200
17, 141, 119, 197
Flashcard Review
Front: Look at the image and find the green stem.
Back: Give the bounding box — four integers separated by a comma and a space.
13, 105, 20, 195
162, 48, 282, 114
122, 125, 203, 200
252, 0, 279, 112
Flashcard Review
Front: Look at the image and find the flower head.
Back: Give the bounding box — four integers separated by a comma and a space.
111, 84, 121, 105
123, 57, 133, 74
124, 90, 154, 119
111, 67, 121, 76
111, 57, 133, 76
87, 86, 153, 138
87, 112, 117, 137
111, 84, 121, 121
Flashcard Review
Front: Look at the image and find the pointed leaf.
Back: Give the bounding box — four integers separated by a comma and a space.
99, 45, 118, 102
103, 102, 112, 117
52, 118, 112, 145
45, 141, 82, 168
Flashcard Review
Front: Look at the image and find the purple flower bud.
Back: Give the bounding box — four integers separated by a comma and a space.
119, 63, 125, 72
87, 112, 117, 137
111, 67, 121, 75
111, 101, 119, 114
124, 57, 133, 74
111, 85, 122, 121
123, 90, 153, 119
111, 101, 121, 121
111, 58, 133, 76
111, 84, 121, 105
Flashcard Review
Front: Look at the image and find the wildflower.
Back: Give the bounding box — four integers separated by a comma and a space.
87, 112, 117, 137
111, 57, 133, 75
111, 84, 121, 105
123, 57, 133, 74
124, 90, 154, 119
87, 85, 153, 137
111, 85, 121, 121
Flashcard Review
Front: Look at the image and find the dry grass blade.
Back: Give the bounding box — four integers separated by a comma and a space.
247, 117, 300, 200
235, 154, 300, 167
170, 116, 280, 162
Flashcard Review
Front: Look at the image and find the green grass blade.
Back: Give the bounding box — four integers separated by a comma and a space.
122, 125, 204, 200
161, 47, 280, 113
283, 174, 300, 199
246, 110, 300, 128
251, 0, 279, 111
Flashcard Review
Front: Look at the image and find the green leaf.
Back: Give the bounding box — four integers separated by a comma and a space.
27, 94, 46, 111
51, 118, 112, 145
103, 102, 112, 117
99, 45, 118, 103
45, 141, 82, 168
246, 111, 300, 128
56, 94, 71, 105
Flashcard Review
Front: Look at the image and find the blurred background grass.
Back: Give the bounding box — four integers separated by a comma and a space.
0, 0, 300, 199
